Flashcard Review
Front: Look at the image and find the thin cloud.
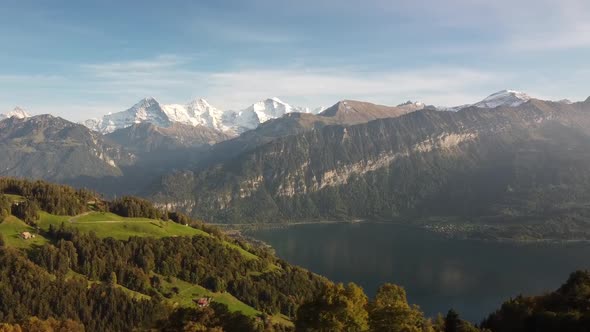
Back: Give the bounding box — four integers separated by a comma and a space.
80, 54, 192, 77
204, 67, 502, 109
69, 55, 507, 113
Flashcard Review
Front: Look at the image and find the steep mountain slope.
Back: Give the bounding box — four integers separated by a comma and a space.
0, 113, 229, 196
319, 99, 424, 123
152, 98, 590, 239
0, 115, 132, 182
105, 122, 230, 153
204, 100, 424, 165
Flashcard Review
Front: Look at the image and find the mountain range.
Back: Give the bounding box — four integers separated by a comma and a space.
150, 92, 590, 241
83, 96, 324, 136
4, 90, 590, 240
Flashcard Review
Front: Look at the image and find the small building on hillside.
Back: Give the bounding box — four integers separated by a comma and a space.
20, 231, 33, 240
195, 297, 212, 308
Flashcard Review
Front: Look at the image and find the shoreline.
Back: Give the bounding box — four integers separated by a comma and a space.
217, 219, 590, 245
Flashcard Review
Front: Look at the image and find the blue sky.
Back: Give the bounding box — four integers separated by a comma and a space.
1, 0, 589, 120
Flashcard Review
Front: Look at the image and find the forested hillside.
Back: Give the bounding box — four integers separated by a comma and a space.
0, 178, 588, 331
0, 178, 325, 331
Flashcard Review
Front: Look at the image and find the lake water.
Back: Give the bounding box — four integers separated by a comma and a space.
248, 223, 590, 322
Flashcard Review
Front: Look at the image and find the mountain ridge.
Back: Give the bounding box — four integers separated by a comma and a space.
0, 114, 133, 182
151, 97, 590, 240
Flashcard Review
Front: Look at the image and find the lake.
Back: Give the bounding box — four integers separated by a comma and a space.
247, 222, 590, 322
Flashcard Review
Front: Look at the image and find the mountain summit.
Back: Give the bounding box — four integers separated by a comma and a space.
473, 90, 531, 108
0, 106, 31, 120
443, 90, 532, 111
84, 97, 171, 133
228, 97, 320, 133
319, 99, 424, 123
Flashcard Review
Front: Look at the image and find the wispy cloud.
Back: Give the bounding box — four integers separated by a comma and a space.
75, 55, 505, 108
80, 54, 192, 79
373, 0, 590, 53
204, 67, 503, 109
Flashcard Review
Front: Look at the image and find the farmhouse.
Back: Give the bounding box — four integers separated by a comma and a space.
195, 297, 212, 308
20, 231, 33, 240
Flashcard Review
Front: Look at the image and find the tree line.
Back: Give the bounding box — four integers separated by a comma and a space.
295, 282, 481, 332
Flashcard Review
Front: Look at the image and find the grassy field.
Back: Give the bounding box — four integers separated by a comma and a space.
36, 211, 259, 261
158, 274, 260, 316
37, 211, 209, 240
2, 211, 263, 262
4, 194, 25, 203
0, 216, 47, 248
159, 274, 292, 325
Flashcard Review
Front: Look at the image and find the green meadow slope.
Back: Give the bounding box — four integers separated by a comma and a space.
0, 180, 322, 330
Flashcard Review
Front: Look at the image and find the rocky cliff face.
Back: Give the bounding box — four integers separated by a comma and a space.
153, 98, 590, 225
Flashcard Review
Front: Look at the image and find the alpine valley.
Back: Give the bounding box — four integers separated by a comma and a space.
4, 90, 590, 331
3, 90, 590, 240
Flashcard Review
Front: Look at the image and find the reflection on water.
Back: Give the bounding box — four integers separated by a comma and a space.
248, 223, 590, 322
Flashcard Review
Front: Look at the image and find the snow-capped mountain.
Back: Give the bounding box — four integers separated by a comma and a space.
84, 97, 171, 133
443, 90, 532, 112
397, 100, 426, 108
229, 97, 321, 133
0, 106, 31, 120
556, 99, 573, 105
85, 96, 320, 135
473, 90, 531, 108
161, 99, 230, 132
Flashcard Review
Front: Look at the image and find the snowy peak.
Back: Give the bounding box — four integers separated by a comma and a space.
249, 97, 294, 121
162, 97, 228, 132
227, 97, 319, 134
86, 97, 170, 134
473, 90, 531, 108
83, 96, 323, 135
1, 106, 31, 120
442, 90, 532, 112
397, 100, 426, 108
186, 98, 212, 110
